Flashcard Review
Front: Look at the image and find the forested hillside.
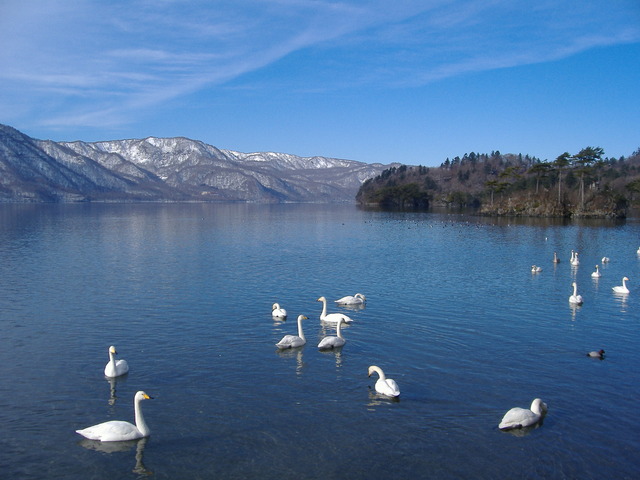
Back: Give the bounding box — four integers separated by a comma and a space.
356, 147, 640, 218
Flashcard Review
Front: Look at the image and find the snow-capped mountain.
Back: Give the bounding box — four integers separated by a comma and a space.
0, 124, 398, 203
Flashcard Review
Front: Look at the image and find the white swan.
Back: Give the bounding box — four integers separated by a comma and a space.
318, 317, 346, 350
334, 293, 366, 305
271, 303, 287, 319
317, 296, 353, 323
368, 365, 400, 397
571, 251, 580, 266
104, 346, 129, 378
591, 265, 601, 278
553, 252, 560, 264
76, 391, 153, 441
531, 265, 542, 273
587, 349, 605, 359
570, 250, 575, 263
569, 282, 583, 305
612, 276, 630, 294
499, 398, 547, 430
275, 315, 308, 349
601, 256, 610, 263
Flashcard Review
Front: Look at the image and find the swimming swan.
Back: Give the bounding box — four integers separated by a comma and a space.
275, 315, 308, 349
553, 252, 560, 263
334, 293, 366, 305
591, 265, 601, 278
104, 346, 129, 378
569, 282, 583, 305
531, 265, 542, 273
571, 251, 580, 266
368, 365, 400, 397
318, 317, 346, 350
499, 398, 547, 430
317, 296, 353, 323
587, 349, 605, 359
76, 391, 153, 441
601, 256, 610, 263
271, 303, 287, 319
612, 276, 630, 294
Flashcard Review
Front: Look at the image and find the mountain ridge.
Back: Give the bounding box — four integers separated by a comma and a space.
0, 124, 399, 203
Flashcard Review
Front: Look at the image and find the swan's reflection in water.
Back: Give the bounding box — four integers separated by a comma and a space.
498, 420, 544, 437
275, 346, 306, 375
319, 320, 351, 332
568, 302, 582, 321
78, 436, 152, 476
105, 374, 128, 406
366, 389, 400, 407
336, 303, 366, 313
613, 291, 629, 312
106, 377, 117, 406
318, 346, 343, 368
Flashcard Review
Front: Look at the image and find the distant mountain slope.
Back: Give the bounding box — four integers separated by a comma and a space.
0, 124, 398, 203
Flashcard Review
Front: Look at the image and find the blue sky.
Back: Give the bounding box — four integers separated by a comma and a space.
1, 0, 639, 166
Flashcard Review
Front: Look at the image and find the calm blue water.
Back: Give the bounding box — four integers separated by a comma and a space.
0, 203, 638, 479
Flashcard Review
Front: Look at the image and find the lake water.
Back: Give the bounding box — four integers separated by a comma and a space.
0, 203, 638, 479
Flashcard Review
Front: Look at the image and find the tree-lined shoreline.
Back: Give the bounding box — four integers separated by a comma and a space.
356, 147, 640, 218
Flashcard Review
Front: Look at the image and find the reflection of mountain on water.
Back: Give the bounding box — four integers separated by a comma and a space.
78, 437, 152, 475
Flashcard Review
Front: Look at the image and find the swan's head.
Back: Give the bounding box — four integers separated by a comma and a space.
317, 296, 326, 302
109, 346, 117, 354
530, 398, 547, 415
356, 293, 366, 300
272, 303, 281, 311
623, 276, 629, 281
297, 315, 308, 321
136, 391, 153, 401
367, 365, 380, 377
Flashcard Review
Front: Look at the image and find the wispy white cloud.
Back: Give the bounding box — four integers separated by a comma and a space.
1, 0, 638, 130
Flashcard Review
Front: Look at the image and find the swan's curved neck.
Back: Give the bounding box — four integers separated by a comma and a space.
371, 366, 385, 381
319, 299, 327, 319
108, 351, 116, 368
531, 401, 543, 415
297, 317, 305, 340
622, 278, 627, 287
134, 396, 150, 437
